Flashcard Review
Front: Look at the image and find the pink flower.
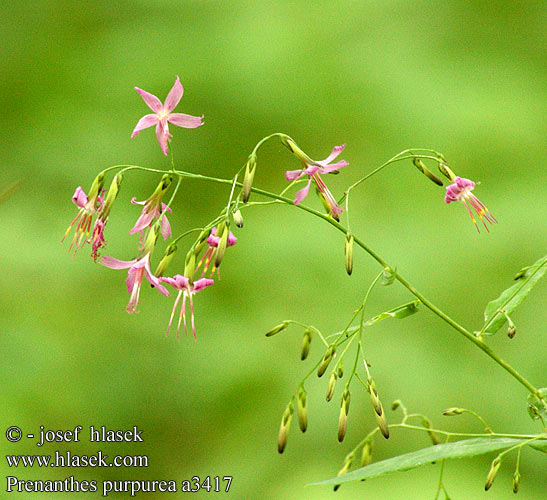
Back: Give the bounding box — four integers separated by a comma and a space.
444, 177, 497, 232
196, 226, 237, 278
285, 144, 349, 221
131, 76, 203, 155
160, 275, 214, 340
130, 197, 172, 245
91, 218, 106, 262
101, 253, 169, 313
62, 186, 104, 255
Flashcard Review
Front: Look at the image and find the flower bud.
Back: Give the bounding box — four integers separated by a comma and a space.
484, 456, 501, 491
337, 454, 353, 476
368, 378, 389, 439
420, 417, 440, 445
442, 407, 464, 416
507, 324, 517, 339
512, 470, 520, 494
381, 266, 396, 286
438, 162, 456, 181
214, 226, 229, 268
301, 329, 312, 360
99, 173, 123, 220
317, 345, 336, 377
88, 172, 106, 202
154, 242, 177, 277
297, 387, 308, 433
338, 389, 350, 442
266, 321, 289, 337
412, 158, 444, 186
142, 224, 160, 254
232, 209, 244, 228
280, 136, 313, 164
277, 401, 294, 454
193, 229, 211, 256
326, 372, 337, 402
242, 155, 256, 203
184, 251, 196, 280
345, 234, 354, 276
337, 362, 344, 378
360, 441, 372, 466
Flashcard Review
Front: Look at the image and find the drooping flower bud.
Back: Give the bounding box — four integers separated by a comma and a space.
326, 372, 337, 402
443, 407, 465, 416
184, 251, 196, 282
214, 226, 229, 268
412, 157, 444, 186
484, 456, 502, 491
297, 387, 308, 433
266, 321, 289, 337
338, 389, 351, 442
154, 242, 177, 278
337, 362, 344, 378
317, 345, 336, 377
232, 209, 244, 228
438, 162, 456, 181
100, 173, 123, 221
301, 329, 312, 360
512, 470, 520, 494
277, 400, 294, 454
368, 378, 389, 439
242, 155, 256, 203
345, 233, 354, 276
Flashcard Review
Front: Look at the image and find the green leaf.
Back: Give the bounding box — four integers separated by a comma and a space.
481, 255, 547, 335
364, 301, 419, 327
310, 437, 538, 486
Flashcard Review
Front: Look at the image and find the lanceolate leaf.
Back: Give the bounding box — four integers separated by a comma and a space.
481, 255, 547, 336
310, 437, 542, 486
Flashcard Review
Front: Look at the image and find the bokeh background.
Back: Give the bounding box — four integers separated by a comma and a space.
1, 1, 545, 499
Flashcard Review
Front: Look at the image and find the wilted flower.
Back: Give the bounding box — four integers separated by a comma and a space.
63, 183, 104, 255
160, 275, 214, 340
131, 76, 203, 155
101, 253, 169, 313
444, 177, 497, 232
196, 226, 237, 278
284, 140, 349, 220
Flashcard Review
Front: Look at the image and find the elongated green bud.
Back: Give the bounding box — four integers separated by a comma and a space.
88, 172, 106, 201
338, 389, 350, 442
142, 224, 160, 254
420, 416, 440, 445
484, 456, 501, 491
368, 378, 389, 438
266, 321, 289, 337
512, 470, 520, 493
193, 229, 211, 256
326, 372, 337, 402
301, 329, 312, 360
100, 173, 123, 220
232, 209, 244, 228
214, 226, 229, 268
345, 234, 354, 275
337, 362, 344, 378
443, 407, 464, 416
183, 251, 196, 280
438, 162, 456, 181
154, 242, 177, 277
360, 441, 372, 466
412, 158, 444, 186
278, 401, 294, 454
297, 387, 307, 433
242, 155, 256, 203
317, 345, 336, 377
280, 136, 313, 164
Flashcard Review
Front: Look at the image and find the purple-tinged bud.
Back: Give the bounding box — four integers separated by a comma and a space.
484, 456, 502, 491
266, 321, 289, 337
412, 157, 444, 186
317, 345, 336, 377
301, 329, 312, 360
345, 234, 354, 276
297, 387, 308, 433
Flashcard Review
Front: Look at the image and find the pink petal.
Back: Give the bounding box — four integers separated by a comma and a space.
143, 260, 169, 296
227, 231, 237, 247
72, 187, 88, 208
320, 144, 345, 164
163, 76, 184, 113
130, 197, 146, 206
155, 123, 169, 156
319, 160, 349, 174
160, 202, 173, 213
168, 113, 203, 129
160, 214, 172, 240
126, 268, 137, 293
285, 169, 305, 181
160, 274, 189, 291
294, 179, 312, 205
100, 256, 138, 269
131, 114, 159, 138
193, 278, 214, 293
134, 87, 162, 113
129, 210, 156, 235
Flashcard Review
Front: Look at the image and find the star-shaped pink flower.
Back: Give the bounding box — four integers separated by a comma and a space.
131, 76, 203, 155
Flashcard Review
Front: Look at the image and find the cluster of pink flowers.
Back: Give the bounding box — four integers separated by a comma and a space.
64, 76, 497, 341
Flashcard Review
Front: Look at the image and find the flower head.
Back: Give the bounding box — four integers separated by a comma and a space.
444, 176, 497, 232
101, 252, 169, 313
160, 275, 214, 340
62, 181, 105, 256
283, 139, 349, 220
131, 76, 203, 155
196, 226, 237, 278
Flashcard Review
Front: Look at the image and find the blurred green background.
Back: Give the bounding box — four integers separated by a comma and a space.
1, 1, 545, 498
